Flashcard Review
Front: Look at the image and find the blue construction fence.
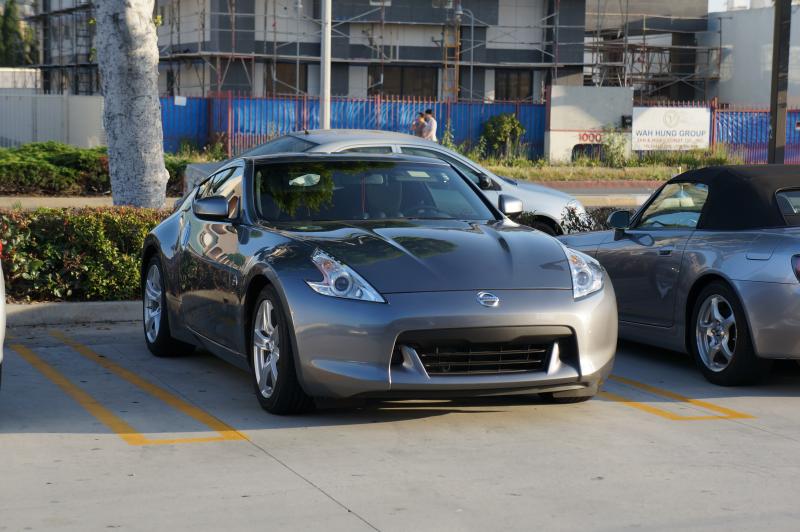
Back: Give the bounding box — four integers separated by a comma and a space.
161, 95, 800, 163
161, 94, 546, 158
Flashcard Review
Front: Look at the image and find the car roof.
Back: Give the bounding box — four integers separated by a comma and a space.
287, 129, 426, 146
243, 151, 451, 166
668, 165, 800, 230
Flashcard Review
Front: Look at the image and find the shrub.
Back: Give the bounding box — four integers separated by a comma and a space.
601, 126, 628, 168
0, 207, 168, 301
0, 141, 186, 196
482, 113, 525, 159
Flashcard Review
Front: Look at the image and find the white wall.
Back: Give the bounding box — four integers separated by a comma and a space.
545, 85, 633, 162
348, 65, 369, 98
0, 94, 105, 148
0, 68, 41, 92
255, 0, 317, 44
705, 7, 800, 106
487, 0, 547, 51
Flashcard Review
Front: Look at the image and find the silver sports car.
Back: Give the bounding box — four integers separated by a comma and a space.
187, 129, 585, 235
143, 153, 617, 414
561, 165, 800, 386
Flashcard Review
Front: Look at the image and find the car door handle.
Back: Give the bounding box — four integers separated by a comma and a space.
658, 247, 674, 256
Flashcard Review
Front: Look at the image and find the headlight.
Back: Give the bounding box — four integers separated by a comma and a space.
306, 249, 385, 303
562, 246, 604, 299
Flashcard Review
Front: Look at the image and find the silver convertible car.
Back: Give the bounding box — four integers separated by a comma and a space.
143, 153, 617, 414
561, 165, 800, 386
189, 129, 585, 235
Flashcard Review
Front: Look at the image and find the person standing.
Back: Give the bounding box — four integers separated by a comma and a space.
422, 109, 438, 142
410, 112, 426, 137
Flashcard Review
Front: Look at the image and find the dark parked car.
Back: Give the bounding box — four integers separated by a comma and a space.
142, 154, 616, 414
561, 165, 800, 386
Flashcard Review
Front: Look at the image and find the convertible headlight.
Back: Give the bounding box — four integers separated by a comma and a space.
562, 246, 604, 299
306, 249, 385, 303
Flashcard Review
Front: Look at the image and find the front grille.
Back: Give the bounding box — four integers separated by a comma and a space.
410, 342, 551, 376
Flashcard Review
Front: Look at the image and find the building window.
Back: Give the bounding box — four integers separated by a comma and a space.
494, 69, 533, 101
265, 62, 307, 96
368, 65, 437, 98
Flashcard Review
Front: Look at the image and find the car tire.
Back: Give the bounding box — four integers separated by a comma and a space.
250, 286, 314, 415
530, 220, 557, 236
690, 281, 771, 386
143, 256, 194, 357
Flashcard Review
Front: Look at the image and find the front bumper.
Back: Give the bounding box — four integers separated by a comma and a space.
285, 284, 617, 398
733, 279, 800, 359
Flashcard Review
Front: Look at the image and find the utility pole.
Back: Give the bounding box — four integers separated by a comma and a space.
320, 0, 332, 129
769, 0, 791, 164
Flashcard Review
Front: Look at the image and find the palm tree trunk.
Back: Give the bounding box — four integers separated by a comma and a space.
95, 0, 168, 208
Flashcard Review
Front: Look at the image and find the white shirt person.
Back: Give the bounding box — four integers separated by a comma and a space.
422, 110, 438, 142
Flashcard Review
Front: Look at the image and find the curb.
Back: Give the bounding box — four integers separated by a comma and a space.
534, 180, 664, 190
7, 301, 141, 327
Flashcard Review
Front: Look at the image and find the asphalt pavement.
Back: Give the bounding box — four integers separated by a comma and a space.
3, 322, 799, 531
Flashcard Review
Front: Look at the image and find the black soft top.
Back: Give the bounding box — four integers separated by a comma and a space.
668, 165, 800, 230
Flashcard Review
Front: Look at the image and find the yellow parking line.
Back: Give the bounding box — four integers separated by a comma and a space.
50, 331, 248, 444
603, 375, 754, 421
10, 343, 148, 446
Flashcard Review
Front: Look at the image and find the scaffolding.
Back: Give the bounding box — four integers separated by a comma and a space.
31, 0, 99, 94
30, 1, 722, 101
585, 1, 721, 101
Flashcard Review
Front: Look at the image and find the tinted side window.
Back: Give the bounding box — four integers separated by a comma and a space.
637, 182, 709, 230
198, 168, 234, 199
777, 189, 800, 226
239, 135, 315, 157
400, 146, 481, 185
215, 167, 244, 219
340, 146, 394, 154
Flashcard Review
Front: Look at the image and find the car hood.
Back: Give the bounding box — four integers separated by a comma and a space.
271, 219, 572, 293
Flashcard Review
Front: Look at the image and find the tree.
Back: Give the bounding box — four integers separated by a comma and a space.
1, 0, 24, 66
95, 0, 169, 208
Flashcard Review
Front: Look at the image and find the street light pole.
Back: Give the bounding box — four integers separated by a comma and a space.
769, 0, 791, 164
455, 5, 475, 101
320, 0, 332, 129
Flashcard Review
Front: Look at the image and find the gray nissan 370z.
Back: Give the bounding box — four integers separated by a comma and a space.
141, 153, 617, 414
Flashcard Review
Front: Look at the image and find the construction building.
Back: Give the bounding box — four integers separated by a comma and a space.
31, 1, 98, 94
30, 0, 719, 102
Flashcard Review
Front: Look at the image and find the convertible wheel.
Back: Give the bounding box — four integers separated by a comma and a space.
251, 286, 313, 415
143, 257, 193, 357
691, 282, 771, 386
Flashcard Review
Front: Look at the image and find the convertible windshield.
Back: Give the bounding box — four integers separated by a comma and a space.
254, 161, 495, 222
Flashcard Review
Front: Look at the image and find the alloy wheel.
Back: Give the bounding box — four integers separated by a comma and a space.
253, 299, 280, 398
695, 294, 737, 373
143, 264, 163, 343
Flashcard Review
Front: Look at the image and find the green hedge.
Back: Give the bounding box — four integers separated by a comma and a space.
0, 142, 186, 196
0, 207, 167, 302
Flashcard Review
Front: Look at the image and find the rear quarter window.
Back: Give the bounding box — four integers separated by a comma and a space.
776, 189, 800, 226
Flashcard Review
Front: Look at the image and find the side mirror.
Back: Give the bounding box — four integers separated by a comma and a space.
498, 194, 524, 217
478, 173, 493, 190
193, 196, 229, 220
607, 210, 631, 239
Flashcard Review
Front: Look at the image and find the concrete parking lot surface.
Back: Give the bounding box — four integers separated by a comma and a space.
2, 323, 800, 531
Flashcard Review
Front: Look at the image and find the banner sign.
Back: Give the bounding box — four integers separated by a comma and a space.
632, 107, 710, 151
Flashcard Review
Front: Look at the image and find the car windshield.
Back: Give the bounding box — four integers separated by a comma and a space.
239, 135, 316, 157
254, 160, 495, 223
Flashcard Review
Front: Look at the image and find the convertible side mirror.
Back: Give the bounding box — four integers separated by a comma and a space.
193, 196, 229, 221
498, 194, 524, 216
478, 173, 493, 190
607, 210, 631, 239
